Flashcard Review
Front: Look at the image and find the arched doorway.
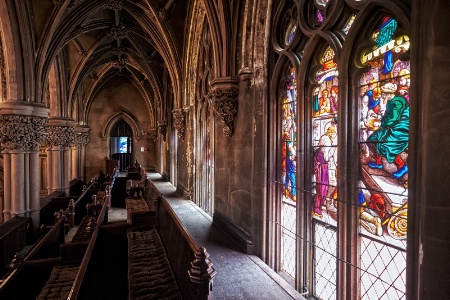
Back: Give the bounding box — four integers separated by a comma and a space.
110, 119, 133, 171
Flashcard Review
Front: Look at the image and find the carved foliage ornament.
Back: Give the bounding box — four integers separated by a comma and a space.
107, 25, 129, 40
0, 115, 48, 151
157, 121, 167, 141
172, 108, 187, 141
150, 128, 158, 141
74, 132, 90, 147
46, 126, 75, 148
106, 0, 125, 10
211, 87, 239, 137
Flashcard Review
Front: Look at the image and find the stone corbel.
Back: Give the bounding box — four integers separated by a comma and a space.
210, 77, 239, 137
157, 120, 167, 141
150, 128, 158, 142
73, 125, 91, 148
172, 108, 188, 141
238, 67, 254, 89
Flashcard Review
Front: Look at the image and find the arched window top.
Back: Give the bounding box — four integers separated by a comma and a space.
110, 118, 132, 137
315, 46, 338, 83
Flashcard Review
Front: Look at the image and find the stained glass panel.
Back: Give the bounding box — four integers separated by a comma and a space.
282, 67, 297, 203
281, 66, 298, 280
312, 46, 338, 225
358, 16, 409, 299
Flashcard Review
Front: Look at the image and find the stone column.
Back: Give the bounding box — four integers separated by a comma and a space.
2, 152, 11, 221
46, 118, 75, 196
73, 126, 90, 183
0, 101, 49, 227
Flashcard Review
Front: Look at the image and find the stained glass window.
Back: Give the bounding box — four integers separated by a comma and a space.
358, 16, 410, 299
312, 45, 339, 299
281, 66, 297, 279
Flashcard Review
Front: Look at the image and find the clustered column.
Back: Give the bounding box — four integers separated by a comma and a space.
0, 112, 48, 228
71, 126, 90, 182
46, 118, 75, 196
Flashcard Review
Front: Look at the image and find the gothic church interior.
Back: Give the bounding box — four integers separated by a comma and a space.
0, 0, 449, 299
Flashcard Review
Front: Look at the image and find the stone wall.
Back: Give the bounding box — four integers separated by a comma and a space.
86, 77, 156, 180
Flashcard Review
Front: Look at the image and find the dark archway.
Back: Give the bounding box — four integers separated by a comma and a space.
110, 119, 132, 171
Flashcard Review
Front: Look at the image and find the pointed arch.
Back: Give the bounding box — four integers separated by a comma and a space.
102, 111, 144, 141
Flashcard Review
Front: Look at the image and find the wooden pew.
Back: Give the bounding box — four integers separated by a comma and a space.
0, 216, 29, 272
126, 180, 216, 300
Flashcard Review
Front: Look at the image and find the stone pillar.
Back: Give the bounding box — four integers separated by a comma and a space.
2, 152, 11, 221
0, 101, 49, 227
73, 126, 90, 183
210, 77, 239, 137
46, 118, 75, 195
10, 150, 25, 217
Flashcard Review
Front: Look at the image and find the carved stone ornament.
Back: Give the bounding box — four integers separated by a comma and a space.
158, 8, 168, 20
211, 86, 239, 137
107, 25, 129, 40
150, 128, 158, 141
46, 126, 75, 148
50, 0, 64, 7
0, 115, 48, 151
157, 121, 167, 141
106, 0, 125, 10
74, 132, 90, 147
238, 67, 254, 89
172, 108, 187, 141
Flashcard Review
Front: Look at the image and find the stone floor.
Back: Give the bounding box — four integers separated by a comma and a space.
112, 172, 304, 300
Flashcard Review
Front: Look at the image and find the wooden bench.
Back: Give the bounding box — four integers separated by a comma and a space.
125, 195, 157, 227
127, 227, 181, 300
125, 181, 216, 300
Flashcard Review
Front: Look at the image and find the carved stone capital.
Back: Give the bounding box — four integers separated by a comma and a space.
238, 67, 254, 89
46, 126, 75, 148
0, 115, 48, 152
210, 78, 239, 137
172, 108, 188, 141
150, 128, 158, 141
73, 132, 90, 147
157, 120, 167, 141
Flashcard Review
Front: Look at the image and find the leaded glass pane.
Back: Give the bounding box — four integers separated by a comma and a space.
313, 221, 337, 300
358, 16, 410, 299
282, 202, 297, 278
360, 236, 406, 299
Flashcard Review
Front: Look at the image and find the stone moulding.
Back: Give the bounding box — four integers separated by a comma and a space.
210, 77, 239, 137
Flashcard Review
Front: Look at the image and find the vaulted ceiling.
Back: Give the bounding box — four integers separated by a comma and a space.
32, 0, 188, 123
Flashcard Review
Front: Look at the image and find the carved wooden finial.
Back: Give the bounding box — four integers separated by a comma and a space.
188, 247, 217, 298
